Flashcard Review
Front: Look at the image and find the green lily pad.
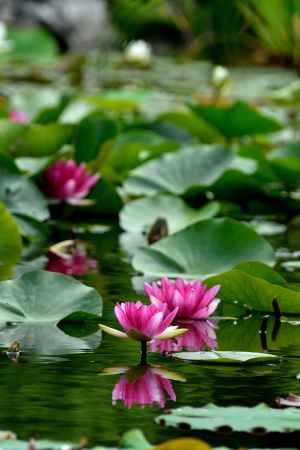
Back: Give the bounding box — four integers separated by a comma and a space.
0, 440, 73, 450
207, 262, 300, 314
0, 202, 22, 266
133, 218, 275, 278
124, 145, 256, 196
0, 270, 102, 323
156, 403, 300, 433
0, 323, 101, 355
74, 112, 118, 163
0, 166, 49, 221
172, 351, 279, 364
120, 195, 220, 234
191, 101, 282, 138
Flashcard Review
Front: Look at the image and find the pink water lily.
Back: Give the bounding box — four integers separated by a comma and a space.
44, 159, 100, 204
99, 302, 187, 342
144, 277, 221, 320
46, 249, 97, 276
150, 319, 217, 353
111, 365, 177, 408
9, 110, 29, 124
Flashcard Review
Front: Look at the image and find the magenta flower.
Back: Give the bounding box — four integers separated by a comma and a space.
111, 365, 177, 408
144, 277, 220, 320
100, 302, 187, 342
46, 249, 97, 276
9, 110, 29, 124
150, 319, 217, 353
43, 160, 100, 204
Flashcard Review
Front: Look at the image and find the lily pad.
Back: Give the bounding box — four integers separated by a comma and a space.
191, 101, 282, 138
133, 218, 275, 278
0, 167, 49, 221
124, 145, 256, 196
0, 270, 102, 323
172, 351, 279, 365
0, 323, 101, 355
207, 262, 300, 314
0, 202, 22, 269
156, 403, 300, 433
120, 195, 220, 234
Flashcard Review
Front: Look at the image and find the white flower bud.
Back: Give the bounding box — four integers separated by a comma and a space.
211, 65, 230, 89
124, 40, 152, 66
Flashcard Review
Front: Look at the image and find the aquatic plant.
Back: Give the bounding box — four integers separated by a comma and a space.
144, 277, 220, 320
9, 110, 28, 123
150, 319, 217, 353
46, 247, 97, 276
100, 301, 187, 342
43, 159, 100, 204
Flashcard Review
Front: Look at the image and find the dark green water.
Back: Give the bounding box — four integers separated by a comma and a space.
1, 229, 300, 448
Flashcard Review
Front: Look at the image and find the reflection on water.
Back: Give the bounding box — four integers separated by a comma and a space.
103, 364, 185, 409
151, 320, 217, 353
1, 231, 300, 447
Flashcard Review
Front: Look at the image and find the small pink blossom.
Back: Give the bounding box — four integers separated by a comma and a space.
43, 160, 100, 203
112, 366, 176, 408
9, 110, 29, 124
150, 319, 217, 353
144, 277, 220, 320
100, 302, 187, 342
46, 248, 97, 276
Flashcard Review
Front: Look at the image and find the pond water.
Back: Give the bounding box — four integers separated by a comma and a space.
1, 228, 300, 448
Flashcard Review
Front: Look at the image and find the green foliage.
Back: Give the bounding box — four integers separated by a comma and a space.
172, 351, 279, 364
133, 218, 275, 278
156, 403, 300, 432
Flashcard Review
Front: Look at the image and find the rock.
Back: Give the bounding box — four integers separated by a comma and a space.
0, 0, 117, 51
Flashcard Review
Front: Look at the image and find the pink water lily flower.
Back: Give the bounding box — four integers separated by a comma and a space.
111, 365, 177, 408
100, 302, 187, 342
44, 159, 100, 204
46, 249, 97, 276
9, 110, 29, 124
144, 277, 221, 320
150, 319, 217, 353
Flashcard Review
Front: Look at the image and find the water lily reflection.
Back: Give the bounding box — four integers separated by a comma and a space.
150, 320, 217, 353
103, 364, 185, 409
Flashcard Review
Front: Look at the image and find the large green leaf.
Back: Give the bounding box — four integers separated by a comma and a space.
0, 202, 22, 271
153, 110, 224, 144
156, 403, 300, 433
133, 218, 275, 278
10, 123, 73, 157
0, 270, 102, 323
0, 167, 49, 221
172, 351, 279, 364
102, 130, 178, 183
268, 142, 300, 187
191, 101, 282, 138
74, 112, 118, 163
120, 195, 220, 234
0, 323, 101, 355
0, 120, 26, 153
207, 262, 300, 314
124, 145, 256, 196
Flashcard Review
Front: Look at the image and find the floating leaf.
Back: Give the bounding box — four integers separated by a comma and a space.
0, 323, 101, 355
154, 110, 223, 144
10, 123, 73, 157
133, 218, 275, 278
191, 101, 282, 138
0, 167, 49, 221
172, 351, 279, 364
207, 262, 300, 314
0, 270, 102, 323
120, 195, 220, 234
124, 145, 256, 196
74, 112, 118, 163
0, 202, 22, 277
156, 403, 300, 433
